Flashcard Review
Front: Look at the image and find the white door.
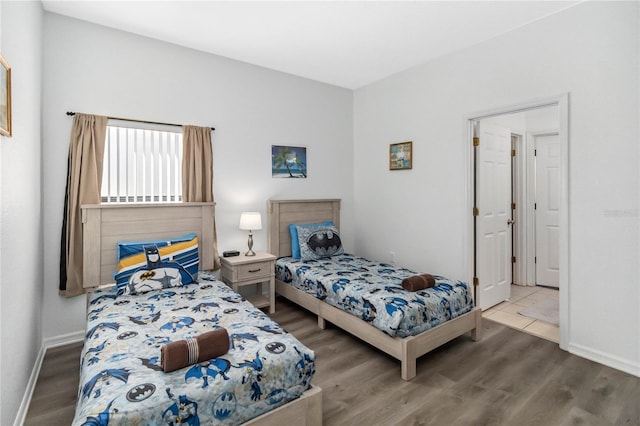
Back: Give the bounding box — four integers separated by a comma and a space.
535, 133, 560, 288
476, 121, 512, 310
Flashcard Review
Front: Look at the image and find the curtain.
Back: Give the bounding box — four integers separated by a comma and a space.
182, 125, 221, 270
59, 114, 107, 297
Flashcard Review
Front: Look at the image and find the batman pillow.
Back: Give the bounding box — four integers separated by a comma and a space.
122, 245, 196, 296
114, 235, 199, 293
296, 224, 344, 260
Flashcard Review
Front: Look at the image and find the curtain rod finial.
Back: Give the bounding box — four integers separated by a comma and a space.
66, 111, 75, 116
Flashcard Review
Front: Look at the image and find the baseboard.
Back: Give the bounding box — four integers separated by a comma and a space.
569, 342, 640, 377
13, 344, 46, 426
43, 330, 85, 349
13, 331, 85, 426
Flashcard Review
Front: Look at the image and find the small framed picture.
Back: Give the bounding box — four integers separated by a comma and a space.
272, 145, 307, 178
0, 54, 11, 137
389, 141, 412, 170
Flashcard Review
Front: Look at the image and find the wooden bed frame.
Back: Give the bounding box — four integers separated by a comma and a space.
81, 202, 322, 426
268, 199, 482, 381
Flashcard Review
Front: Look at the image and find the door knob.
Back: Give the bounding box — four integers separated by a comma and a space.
507, 219, 515, 225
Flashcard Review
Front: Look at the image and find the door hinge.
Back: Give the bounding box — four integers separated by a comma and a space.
473, 137, 480, 147
512, 256, 516, 264
535, 256, 537, 264
473, 277, 479, 287
511, 202, 516, 210
473, 207, 479, 216
534, 203, 537, 210
534, 149, 537, 156
511, 149, 516, 157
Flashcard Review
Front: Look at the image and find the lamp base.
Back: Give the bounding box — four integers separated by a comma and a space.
246, 231, 256, 256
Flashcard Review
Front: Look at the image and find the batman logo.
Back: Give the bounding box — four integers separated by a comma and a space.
126, 383, 156, 402
140, 270, 156, 280
117, 331, 138, 340
265, 342, 286, 354
200, 284, 213, 290
223, 308, 238, 314
212, 392, 236, 420
114, 300, 130, 306
307, 230, 342, 256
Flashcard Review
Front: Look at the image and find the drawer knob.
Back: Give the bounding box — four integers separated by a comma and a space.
248, 268, 261, 273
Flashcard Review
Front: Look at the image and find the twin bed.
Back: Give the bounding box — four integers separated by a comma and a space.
76, 203, 321, 426
268, 199, 482, 381
74, 199, 480, 424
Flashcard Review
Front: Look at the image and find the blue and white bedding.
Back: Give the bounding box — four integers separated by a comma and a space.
73, 273, 315, 426
276, 254, 474, 338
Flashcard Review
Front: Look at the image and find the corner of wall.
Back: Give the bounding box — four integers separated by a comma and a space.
11, 344, 46, 426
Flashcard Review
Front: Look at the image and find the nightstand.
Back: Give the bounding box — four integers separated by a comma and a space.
220, 252, 276, 313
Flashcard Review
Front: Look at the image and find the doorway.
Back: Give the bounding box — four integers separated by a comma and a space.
466, 94, 569, 350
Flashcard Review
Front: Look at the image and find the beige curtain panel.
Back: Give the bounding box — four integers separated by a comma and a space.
60, 114, 107, 297
182, 125, 221, 270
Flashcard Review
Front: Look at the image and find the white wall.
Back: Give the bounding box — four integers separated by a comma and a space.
42, 13, 354, 340
0, 2, 43, 424
354, 1, 639, 375
525, 107, 559, 132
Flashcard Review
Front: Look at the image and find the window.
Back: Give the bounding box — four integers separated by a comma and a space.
101, 121, 183, 203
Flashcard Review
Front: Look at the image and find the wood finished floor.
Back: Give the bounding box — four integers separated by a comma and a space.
25, 297, 640, 425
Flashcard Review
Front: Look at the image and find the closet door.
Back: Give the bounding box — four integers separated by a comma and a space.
535, 133, 560, 288
476, 121, 512, 310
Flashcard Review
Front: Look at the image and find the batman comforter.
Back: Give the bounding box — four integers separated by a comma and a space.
276, 254, 474, 338
73, 273, 315, 426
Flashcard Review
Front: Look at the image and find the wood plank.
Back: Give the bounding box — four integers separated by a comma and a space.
319, 301, 404, 359
409, 308, 480, 358
275, 280, 321, 315
100, 218, 202, 236
244, 386, 322, 426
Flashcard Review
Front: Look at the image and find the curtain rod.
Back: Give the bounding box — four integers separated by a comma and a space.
66, 111, 215, 131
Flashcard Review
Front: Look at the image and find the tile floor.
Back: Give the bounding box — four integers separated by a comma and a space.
483, 284, 560, 343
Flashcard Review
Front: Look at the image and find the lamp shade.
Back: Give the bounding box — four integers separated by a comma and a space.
239, 212, 262, 231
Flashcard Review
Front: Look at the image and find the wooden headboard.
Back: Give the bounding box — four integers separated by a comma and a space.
267, 199, 341, 258
81, 202, 215, 288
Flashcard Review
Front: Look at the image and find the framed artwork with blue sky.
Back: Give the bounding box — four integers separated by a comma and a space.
272, 145, 307, 178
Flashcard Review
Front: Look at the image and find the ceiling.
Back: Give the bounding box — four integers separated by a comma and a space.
41, 1, 581, 90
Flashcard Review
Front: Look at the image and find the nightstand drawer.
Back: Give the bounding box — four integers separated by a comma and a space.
237, 261, 272, 280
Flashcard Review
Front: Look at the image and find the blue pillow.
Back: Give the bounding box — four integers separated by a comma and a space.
114, 233, 199, 295
296, 224, 344, 260
289, 221, 333, 258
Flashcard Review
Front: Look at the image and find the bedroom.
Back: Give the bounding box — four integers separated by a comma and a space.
1, 1, 639, 425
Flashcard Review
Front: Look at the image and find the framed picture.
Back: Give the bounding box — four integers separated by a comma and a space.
272, 145, 307, 178
389, 141, 412, 170
0, 54, 10, 137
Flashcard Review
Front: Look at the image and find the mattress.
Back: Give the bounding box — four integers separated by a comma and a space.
276, 254, 474, 338
73, 272, 315, 425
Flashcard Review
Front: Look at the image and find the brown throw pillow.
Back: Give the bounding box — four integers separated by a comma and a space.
402, 274, 436, 292
161, 328, 229, 372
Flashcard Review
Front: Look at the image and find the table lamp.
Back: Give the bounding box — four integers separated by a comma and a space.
239, 212, 262, 256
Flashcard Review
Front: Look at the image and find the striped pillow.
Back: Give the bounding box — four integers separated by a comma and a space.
114, 233, 199, 295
